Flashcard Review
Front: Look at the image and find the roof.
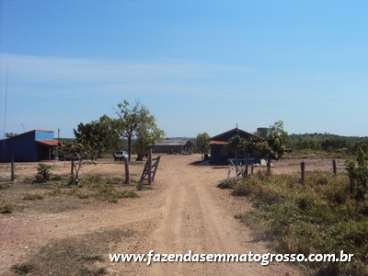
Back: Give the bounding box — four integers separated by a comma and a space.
154, 138, 192, 146
0, 129, 54, 142
210, 128, 263, 145
209, 140, 227, 145
37, 140, 59, 146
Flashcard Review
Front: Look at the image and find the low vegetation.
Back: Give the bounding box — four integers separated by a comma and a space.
220, 170, 368, 275
47, 175, 139, 203
11, 229, 134, 276
33, 163, 52, 183
0, 201, 13, 214
23, 193, 44, 201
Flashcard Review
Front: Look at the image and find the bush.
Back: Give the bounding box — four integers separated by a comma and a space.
11, 263, 34, 275
231, 182, 252, 196
33, 163, 52, 183
220, 172, 368, 275
217, 179, 237, 189
23, 193, 44, 201
0, 202, 13, 214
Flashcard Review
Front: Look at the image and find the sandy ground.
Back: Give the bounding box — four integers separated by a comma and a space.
0, 154, 336, 275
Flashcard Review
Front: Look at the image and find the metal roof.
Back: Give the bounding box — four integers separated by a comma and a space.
37, 140, 59, 146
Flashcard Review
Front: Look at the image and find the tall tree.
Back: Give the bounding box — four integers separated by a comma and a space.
73, 116, 113, 160
259, 121, 287, 174
134, 106, 164, 161
196, 132, 210, 160
115, 100, 141, 162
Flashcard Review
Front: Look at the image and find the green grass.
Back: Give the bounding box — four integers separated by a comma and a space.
220, 173, 368, 275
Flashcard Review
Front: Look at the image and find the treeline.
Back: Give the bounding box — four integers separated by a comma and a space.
288, 133, 368, 154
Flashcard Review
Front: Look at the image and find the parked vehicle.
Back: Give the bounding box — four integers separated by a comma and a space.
113, 150, 128, 161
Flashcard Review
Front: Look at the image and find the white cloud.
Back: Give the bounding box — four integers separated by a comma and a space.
0, 53, 253, 87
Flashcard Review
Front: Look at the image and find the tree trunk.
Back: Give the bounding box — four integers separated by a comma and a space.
123, 157, 130, 184
267, 159, 272, 175
127, 135, 132, 162
136, 151, 144, 161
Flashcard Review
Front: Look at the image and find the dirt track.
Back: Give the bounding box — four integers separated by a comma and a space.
1, 155, 301, 275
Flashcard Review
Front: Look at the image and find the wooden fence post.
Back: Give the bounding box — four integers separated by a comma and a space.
10, 157, 15, 181
300, 162, 305, 185
148, 148, 152, 185
332, 159, 337, 175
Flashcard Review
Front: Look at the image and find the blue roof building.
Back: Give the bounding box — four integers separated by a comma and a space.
0, 130, 59, 162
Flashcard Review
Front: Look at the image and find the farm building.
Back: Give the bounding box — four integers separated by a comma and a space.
152, 138, 193, 154
210, 128, 263, 164
0, 130, 59, 162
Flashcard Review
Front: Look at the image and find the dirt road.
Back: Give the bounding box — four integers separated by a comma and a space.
1, 155, 301, 275
137, 155, 300, 276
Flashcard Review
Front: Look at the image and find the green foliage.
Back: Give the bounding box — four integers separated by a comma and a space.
195, 132, 210, 158
226, 121, 287, 174
115, 100, 163, 162
74, 115, 116, 160
59, 141, 97, 185
115, 100, 142, 161
33, 163, 52, 183
134, 106, 164, 161
288, 133, 368, 156
225, 172, 368, 275
346, 148, 368, 202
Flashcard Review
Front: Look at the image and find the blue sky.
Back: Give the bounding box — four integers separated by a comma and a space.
0, 0, 367, 138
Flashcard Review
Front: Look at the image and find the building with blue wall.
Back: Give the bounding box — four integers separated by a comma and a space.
0, 130, 59, 162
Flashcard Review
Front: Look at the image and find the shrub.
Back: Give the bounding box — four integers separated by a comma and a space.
23, 193, 44, 201
220, 171, 368, 275
121, 190, 138, 198
33, 163, 52, 183
231, 182, 252, 196
0, 202, 13, 214
11, 263, 34, 275
217, 179, 237, 189
0, 183, 10, 190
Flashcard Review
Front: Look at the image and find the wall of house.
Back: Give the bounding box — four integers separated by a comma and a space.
0, 131, 38, 162
35, 130, 54, 141
210, 144, 228, 164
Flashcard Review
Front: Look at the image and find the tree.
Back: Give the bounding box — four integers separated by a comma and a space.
346, 147, 368, 203
260, 121, 287, 175
134, 106, 164, 161
196, 132, 210, 160
73, 116, 113, 160
229, 121, 287, 175
59, 141, 94, 185
227, 135, 244, 159
115, 100, 142, 162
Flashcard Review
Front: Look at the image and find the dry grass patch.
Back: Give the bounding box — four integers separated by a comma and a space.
11, 229, 135, 276
23, 193, 44, 201
220, 173, 368, 275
